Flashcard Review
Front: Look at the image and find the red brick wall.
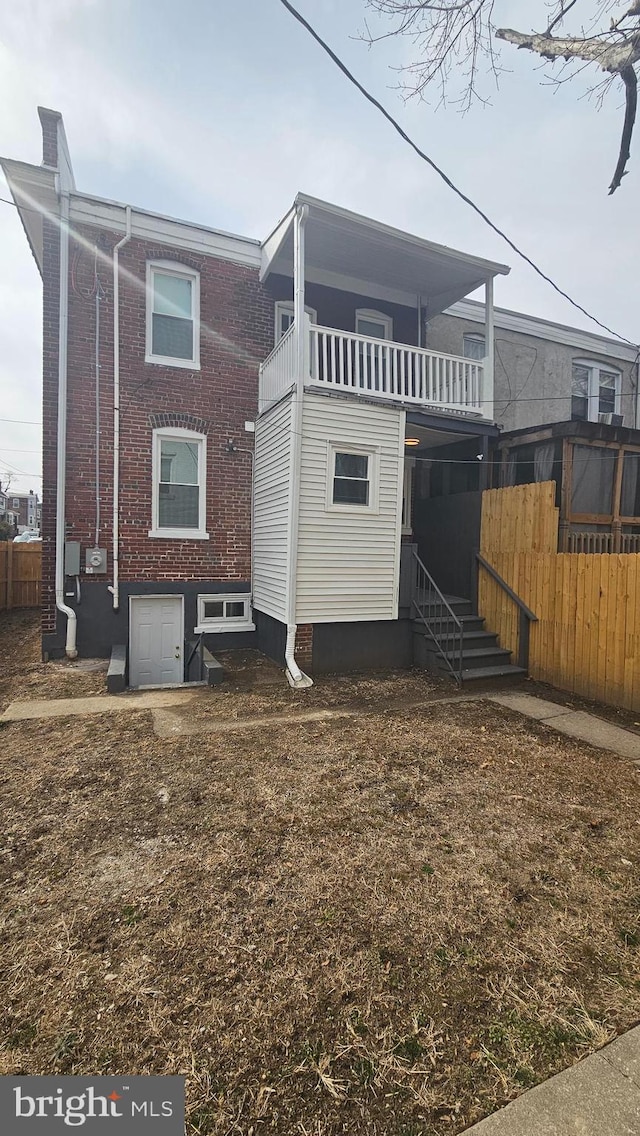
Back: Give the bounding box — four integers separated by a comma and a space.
43, 223, 274, 622
295, 623, 314, 671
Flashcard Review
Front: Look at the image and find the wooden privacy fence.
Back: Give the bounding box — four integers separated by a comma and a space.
0, 543, 42, 610
478, 482, 640, 711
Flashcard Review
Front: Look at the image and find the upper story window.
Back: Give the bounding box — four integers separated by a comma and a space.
12, 498, 19, 509
146, 261, 200, 369
274, 301, 317, 344
463, 333, 485, 361
355, 309, 393, 340
571, 359, 621, 423
150, 427, 208, 540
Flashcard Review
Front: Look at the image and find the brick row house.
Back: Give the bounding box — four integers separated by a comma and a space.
3, 109, 637, 687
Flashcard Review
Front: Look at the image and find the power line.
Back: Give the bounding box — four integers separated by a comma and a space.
276, 0, 638, 349
0, 417, 41, 426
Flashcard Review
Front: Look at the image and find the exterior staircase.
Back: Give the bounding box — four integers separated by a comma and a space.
412, 593, 527, 687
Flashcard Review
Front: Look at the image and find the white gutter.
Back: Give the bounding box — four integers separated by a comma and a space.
108, 206, 132, 612
54, 183, 77, 657
285, 203, 312, 689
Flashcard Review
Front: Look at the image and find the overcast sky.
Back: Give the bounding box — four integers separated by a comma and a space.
1, 0, 638, 494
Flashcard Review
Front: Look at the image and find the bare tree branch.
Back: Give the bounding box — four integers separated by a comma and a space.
609, 64, 638, 189
363, 1, 640, 192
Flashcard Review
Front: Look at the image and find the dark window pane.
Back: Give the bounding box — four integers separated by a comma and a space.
160, 440, 198, 485
335, 452, 368, 479
333, 477, 369, 505
158, 483, 199, 528
225, 601, 246, 618
571, 445, 616, 515
571, 395, 588, 421
152, 313, 194, 360
203, 600, 224, 619
621, 453, 640, 516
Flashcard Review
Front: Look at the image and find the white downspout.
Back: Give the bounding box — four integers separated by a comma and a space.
108, 205, 132, 612
54, 182, 77, 657
284, 203, 312, 689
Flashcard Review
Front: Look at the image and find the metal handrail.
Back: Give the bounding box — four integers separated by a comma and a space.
411, 548, 464, 685
185, 632, 205, 680
476, 552, 538, 670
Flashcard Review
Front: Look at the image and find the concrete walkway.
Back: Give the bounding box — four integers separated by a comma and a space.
488, 692, 640, 765
464, 1025, 640, 1134
2, 689, 640, 769
0, 688, 201, 722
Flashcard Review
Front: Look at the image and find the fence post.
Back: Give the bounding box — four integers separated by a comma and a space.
7, 541, 13, 611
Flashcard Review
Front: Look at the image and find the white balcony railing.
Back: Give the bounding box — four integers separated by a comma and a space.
258, 320, 486, 416
309, 325, 484, 415
258, 321, 296, 412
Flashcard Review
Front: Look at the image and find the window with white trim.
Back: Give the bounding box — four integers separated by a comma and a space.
355, 309, 393, 340
150, 427, 208, 539
12, 498, 19, 509
571, 359, 622, 423
274, 301, 317, 343
146, 261, 200, 368
463, 333, 485, 361
327, 444, 379, 511
195, 593, 254, 633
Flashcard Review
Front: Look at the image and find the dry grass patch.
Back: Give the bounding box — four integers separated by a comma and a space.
1, 685, 640, 1135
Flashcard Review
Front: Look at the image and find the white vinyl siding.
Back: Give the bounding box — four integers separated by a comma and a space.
295, 394, 405, 623
252, 395, 293, 621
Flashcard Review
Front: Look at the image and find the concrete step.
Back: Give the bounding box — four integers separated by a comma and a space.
422, 614, 486, 634
460, 664, 528, 689
444, 646, 513, 669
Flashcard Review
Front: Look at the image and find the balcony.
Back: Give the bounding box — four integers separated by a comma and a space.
259, 321, 486, 418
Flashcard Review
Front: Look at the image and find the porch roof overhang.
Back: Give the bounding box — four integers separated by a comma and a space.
0, 158, 59, 277
261, 193, 510, 316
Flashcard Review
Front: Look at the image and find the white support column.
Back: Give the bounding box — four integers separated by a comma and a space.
483, 277, 495, 421
293, 204, 308, 389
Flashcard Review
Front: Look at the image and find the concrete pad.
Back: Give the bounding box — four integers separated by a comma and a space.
0, 689, 202, 722
152, 706, 354, 738
464, 1039, 640, 1134
489, 693, 640, 763
599, 1026, 640, 1089
489, 693, 574, 721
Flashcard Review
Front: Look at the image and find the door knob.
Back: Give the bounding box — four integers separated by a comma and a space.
175, 648, 181, 659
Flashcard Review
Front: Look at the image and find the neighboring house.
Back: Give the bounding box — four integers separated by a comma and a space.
2, 490, 40, 534
2, 107, 515, 684
427, 298, 638, 433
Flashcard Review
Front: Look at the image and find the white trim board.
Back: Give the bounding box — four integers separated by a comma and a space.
444, 298, 637, 364
69, 193, 261, 268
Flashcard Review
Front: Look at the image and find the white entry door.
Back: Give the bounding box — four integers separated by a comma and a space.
129, 596, 184, 688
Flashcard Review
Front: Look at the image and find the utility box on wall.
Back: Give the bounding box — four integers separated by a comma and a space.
64, 541, 81, 576
85, 547, 107, 574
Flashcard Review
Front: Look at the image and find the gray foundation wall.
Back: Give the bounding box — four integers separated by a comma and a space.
42, 579, 255, 660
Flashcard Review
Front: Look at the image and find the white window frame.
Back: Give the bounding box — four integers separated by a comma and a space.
145, 260, 200, 369
355, 309, 393, 341
195, 593, 255, 634
572, 358, 622, 423
149, 427, 209, 540
326, 442, 380, 514
12, 498, 19, 509
463, 333, 486, 360
274, 301, 318, 344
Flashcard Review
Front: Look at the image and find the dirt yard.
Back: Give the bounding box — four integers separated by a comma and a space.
1, 612, 640, 1135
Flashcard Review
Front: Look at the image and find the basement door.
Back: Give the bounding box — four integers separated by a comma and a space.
129, 596, 184, 688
